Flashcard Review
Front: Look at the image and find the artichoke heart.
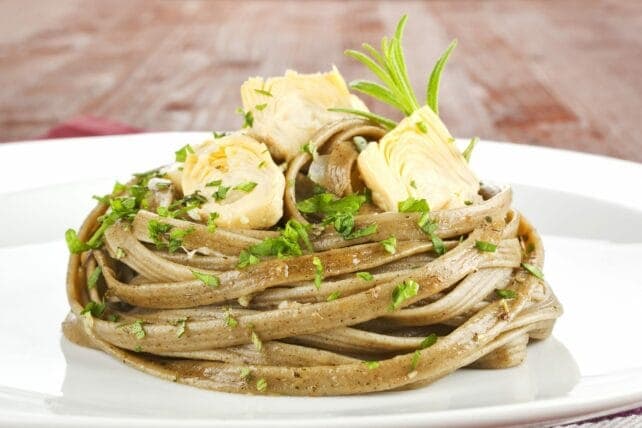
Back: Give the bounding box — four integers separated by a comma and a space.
180, 133, 285, 229
357, 106, 480, 211
241, 67, 368, 161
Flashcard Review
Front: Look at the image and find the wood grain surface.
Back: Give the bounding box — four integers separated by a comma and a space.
0, 0, 640, 161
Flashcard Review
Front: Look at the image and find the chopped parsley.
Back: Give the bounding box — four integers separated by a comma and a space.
87, 266, 102, 289
521, 262, 544, 279
174, 144, 194, 162
213, 131, 226, 139
415, 121, 428, 133
410, 350, 420, 371
80, 301, 106, 317
256, 378, 268, 392
258, 160, 267, 169
419, 333, 438, 349
495, 289, 517, 299
380, 235, 397, 254
213, 185, 231, 201
362, 360, 380, 370
237, 250, 260, 268
304, 198, 376, 236
234, 181, 258, 193
475, 240, 497, 252
148, 220, 172, 247
207, 212, 219, 233
312, 256, 324, 289
390, 279, 419, 311
240, 367, 252, 380
418, 212, 445, 255
410, 180, 417, 189
464, 200, 473, 206
356, 271, 374, 281
300, 141, 317, 158
255, 103, 267, 111
254, 88, 273, 97
173, 318, 187, 338
191, 270, 220, 287
236, 107, 254, 128
206, 180, 223, 187
398, 197, 429, 213
251, 330, 262, 351
244, 219, 311, 260
326, 291, 341, 301
462, 137, 478, 162
225, 310, 239, 328
130, 320, 146, 339
115, 247, 126, 259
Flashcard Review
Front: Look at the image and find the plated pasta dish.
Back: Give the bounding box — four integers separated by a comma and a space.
64, 16, 562, 396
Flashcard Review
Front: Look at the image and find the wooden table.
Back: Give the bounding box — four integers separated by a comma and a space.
1, 0, 640, 162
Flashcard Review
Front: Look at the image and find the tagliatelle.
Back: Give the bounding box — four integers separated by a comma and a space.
63, 16, 562, 396
64, 116, 562, 396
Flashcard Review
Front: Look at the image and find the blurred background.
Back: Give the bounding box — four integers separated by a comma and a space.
0, 0, 640, 161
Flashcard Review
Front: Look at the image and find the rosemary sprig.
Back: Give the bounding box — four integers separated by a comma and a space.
339, 15, 457, 125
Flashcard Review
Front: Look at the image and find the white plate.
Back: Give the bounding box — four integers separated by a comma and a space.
0, 133, 641, 428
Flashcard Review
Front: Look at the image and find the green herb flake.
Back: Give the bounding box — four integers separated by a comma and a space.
80, 301, 106, 317
239, 367, 252, 380
326, 291, 341, 301
356, 271, 374, 281
206, 179, 223, 187
131, 320, 146, 339
225, 310, 239, 328
416, 121, 428, 133
464, 200, 473, 206
381, 235, 397, 254
236, 107, 254, 128
134, 345, 143, 353
254, 88, 273, 97
234, 181, 258, 193
87, 266, 102, 289
213, 185, 231, 201
390, 279, 419, 311
255, 103, 267, 111
191, 270, 220, 288
251, 330, 262, 351
256, 378, 268, 392
418, 212, 445, 255
168, 227, 194, 253
240, 367, 252, 380
115, 247, 126, 259
475, 240, 497, 252
213, 131, 226, 139
410, 180, 417, 189
362, 360, 380, 370
258, 160, 267, 169
346, 223, 378, 240
410, 350, 420, 371
237, 250, 260, 269
174, 318, 187, 338
495, 289, 517, 299
419, 333, 438, 349
312, 256, 324, 290
521, 262, 544, 279
65, 229, 90, 254
108, 314, 120, 322
463, 137, 478, 162
207, 212, 220, 233
300, 141, 317, 158
398, 197, 429, 213
174, 144, 194, 162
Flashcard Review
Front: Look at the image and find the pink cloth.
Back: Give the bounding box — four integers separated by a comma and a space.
38, 116, 641, 427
